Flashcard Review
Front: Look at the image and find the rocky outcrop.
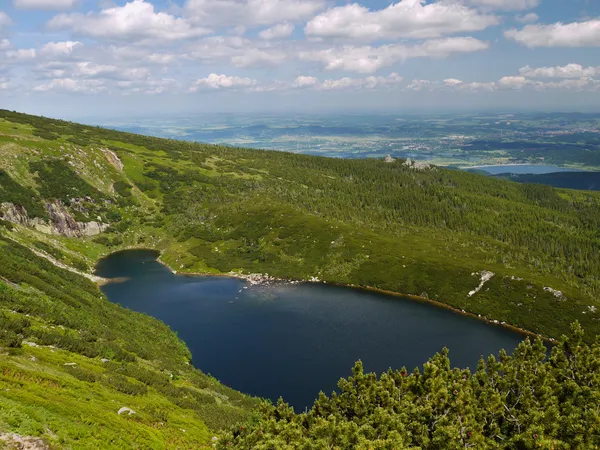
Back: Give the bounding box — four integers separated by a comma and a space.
0, 433, 49, 450
118, 407, 136, 416
468, 270, 495, 297
0, 202, 107, 237
404, 158, 433, 171
384, 154, 396, 163
102, 148, 124, 171
544, 286, 567, 301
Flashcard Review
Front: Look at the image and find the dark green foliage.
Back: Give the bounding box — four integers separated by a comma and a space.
0, 313, 29, 348
0, 170, 47, 218
92, 236, 110, 245
0, 329, 23, 348
103, 374, 148, 395
113, 180, 133, 197
71, 258, 89, 272
63, 365, 99, 383
199, 404, 254, 432
30, 160, 105, 205
32, 240, 64, 260
143, 405, 170, 423
106, 209, 123, 222
0, 219, 15, 230
220, 323, 600, 449
120, 364, 170, 387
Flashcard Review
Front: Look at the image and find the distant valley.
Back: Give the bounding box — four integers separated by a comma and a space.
97, 111, 600, 170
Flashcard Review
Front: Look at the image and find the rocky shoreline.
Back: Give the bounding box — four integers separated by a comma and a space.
102, 249, 554, 344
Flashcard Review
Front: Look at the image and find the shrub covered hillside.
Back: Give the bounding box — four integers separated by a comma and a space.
219, 324, 600, 450
219, 324, 600, 449
0, 235, 259, 448
1, 109, 600, 342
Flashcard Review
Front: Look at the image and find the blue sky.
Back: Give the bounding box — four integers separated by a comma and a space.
0, 0, 599, 118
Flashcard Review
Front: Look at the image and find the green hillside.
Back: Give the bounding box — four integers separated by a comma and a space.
0, 237, 258, 448
1, 109, 599, 340
1, 109, 600, 446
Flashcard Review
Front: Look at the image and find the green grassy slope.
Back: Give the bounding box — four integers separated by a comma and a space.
1, 109, 600, 343
0, 236, 259, 448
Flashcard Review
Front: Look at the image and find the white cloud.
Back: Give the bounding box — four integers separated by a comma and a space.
461, 81, 497, 91
293, 75, 318, 87
33, 78, 105, 93
13, 0, 78, 10
102, 46, 179, 66
443, 78, 463, 86
5, 48, 37, 61
32, 60, 152, 84
186, 36, 251, 62
515, 12, 538, 23
116, 77, 178, 94
311, 73, 404, 90
0, 39, 10, 50
301, 37, 489, 74
499, 75, 529, 88
305, 1, 498, 41
519, 64, 599, 78
183, 35, 289, 68
467, 0, 539, 11
232, 25, 246, 36
184, 0, 324, 28
443, 79, 497, 91
48, 0, 210, 43
259, 23, 294, 40
231, 49, 287, 67
407, 78, 498, 92
361, 73, 403, 89
73, 62, 150, 80
320, 77, 357, 90
499, 75, 599, 91
406, 79, 433, 91
146, 53, 177, 65
40, 41, 83, 56
0, 11, 10, 32
505, 20, 600, 47
190, 73, 257, 91
0, 77, 9, 90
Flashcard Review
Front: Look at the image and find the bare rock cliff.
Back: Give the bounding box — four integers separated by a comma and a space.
1, 201, 107, 237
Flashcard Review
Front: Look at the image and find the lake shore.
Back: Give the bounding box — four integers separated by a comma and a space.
154, 254, 554, 344
95, 247, 553, 344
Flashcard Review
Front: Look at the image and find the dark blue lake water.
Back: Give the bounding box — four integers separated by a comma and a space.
97, 249, 525, 410
469, 164, 584, 175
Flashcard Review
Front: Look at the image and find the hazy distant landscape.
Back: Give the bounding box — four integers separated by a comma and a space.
99, 112, 600, 170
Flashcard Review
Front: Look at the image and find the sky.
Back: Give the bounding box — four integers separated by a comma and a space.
0, 0, 599, 118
